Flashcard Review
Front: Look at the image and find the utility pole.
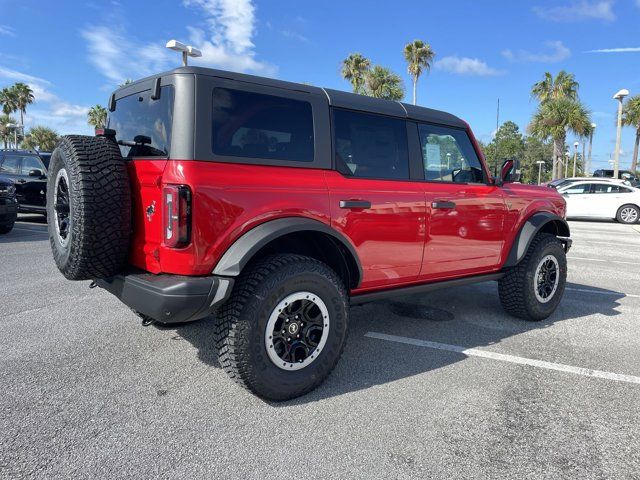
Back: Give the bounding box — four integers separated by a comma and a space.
587, 123, 596, 176
536, 160, 545, 185
613, 89, 629, 179
573, 141, 579, 177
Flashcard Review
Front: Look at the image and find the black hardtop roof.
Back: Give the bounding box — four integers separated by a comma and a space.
119, 66, 467, 129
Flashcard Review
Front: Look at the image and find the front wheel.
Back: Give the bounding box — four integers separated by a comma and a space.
616, 204, 639, 224
499, 233, 567, 321
0, 221, 14, 234
215, 254, 349, 401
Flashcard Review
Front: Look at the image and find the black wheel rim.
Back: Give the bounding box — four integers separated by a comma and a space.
53, 169, 71, 246
265, 291, 330, 370
535, 255, 559, 303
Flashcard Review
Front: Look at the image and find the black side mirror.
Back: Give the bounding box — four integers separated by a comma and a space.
29, 169, 44, 178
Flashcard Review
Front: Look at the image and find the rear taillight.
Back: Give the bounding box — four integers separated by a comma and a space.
163, 185, 192, 248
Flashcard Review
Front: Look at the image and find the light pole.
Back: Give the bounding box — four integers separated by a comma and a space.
564, 150, 570, 178
536, 160, 545, 185
587, 123, 596, 176
613, 89, 629, 179
572, 141, 579, 177
166, 40, 202, 67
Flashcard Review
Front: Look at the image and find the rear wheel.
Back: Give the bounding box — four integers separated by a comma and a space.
215, 254, 349, 401
616, 204, 639, 224
499, 233, 567, 321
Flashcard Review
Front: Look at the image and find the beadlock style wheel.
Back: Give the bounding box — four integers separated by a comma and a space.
534, 254, 560, 303
265, 291, 330, 370
53, 168, 71, 248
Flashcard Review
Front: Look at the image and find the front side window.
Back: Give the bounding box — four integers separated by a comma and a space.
333, 109, 409, 180
212, 88, 314, 162
21, 156, 44, 174
0, 156, 22, 174
107, 85, 174, 158
418, 124, 485, 183
563, 183, 590, 194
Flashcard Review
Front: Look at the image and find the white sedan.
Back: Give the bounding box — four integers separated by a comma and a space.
557, 180, 640, 224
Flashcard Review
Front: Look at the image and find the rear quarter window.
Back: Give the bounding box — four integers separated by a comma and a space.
212, 87, 314, 162
107, 85, 174, 158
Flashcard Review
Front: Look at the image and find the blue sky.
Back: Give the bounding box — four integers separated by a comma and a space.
1, 0, 639, 170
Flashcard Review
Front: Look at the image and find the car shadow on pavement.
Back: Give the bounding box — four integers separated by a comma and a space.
174, 280, 626, 405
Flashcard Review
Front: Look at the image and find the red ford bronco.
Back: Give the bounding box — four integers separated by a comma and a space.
47, 67, 571, 400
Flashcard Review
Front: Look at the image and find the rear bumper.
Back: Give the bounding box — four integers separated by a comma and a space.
97, 270, 234, 324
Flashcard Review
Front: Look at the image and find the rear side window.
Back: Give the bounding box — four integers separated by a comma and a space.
107, 85, 174, 158
418, 124, 485, 184
212, 88, 314, 162
593, 184, 630, 193
0, 156, 21, 174
333, 109, 409, 180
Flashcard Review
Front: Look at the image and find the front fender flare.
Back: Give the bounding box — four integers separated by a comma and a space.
504, 212, 570, 268
212, 217, 363, 285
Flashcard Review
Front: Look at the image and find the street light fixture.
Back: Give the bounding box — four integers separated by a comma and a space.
166, 40, 202, 67
572, 141, 579, 177
613, 88, 629, 180
587, 123, 596, 176
536, 160, 545, 185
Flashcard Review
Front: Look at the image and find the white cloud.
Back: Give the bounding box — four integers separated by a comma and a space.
533, 1, 615, 22
0, 66, 91, 135
502, 41, 571, 63
434, 56, 504, 76
586, 47, 640, 53
81, 0, 275, 86
0, 25, 15, 37
281, 30, 310, 43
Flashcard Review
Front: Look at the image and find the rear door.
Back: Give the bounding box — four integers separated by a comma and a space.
591, 183, 635, 218
325, 109, 426, 289
416, 123, 506, 279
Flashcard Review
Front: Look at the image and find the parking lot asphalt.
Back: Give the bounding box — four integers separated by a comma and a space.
1, 216, 639, 479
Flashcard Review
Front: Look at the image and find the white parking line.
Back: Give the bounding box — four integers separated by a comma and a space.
569, 256, 640, 266
365, 331, 640, 385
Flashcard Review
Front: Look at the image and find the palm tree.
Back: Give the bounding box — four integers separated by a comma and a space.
403, 39, 436, 105
87, 105, 108, 129
0, 114, 18, 149
21, 126, 60, 151
364, 66, 405, 101
12, 82, 35, 125
529, 98, 592, 179
0, 87, 18, 115
622, 95, 640, 172
341, 53, 371, 94
531, 71, 579, 104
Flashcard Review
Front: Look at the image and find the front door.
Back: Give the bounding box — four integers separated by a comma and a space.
326, 109, 426, 290
561, 182, 592, 217
416, 123, 507, 279
17, 155, 47, 209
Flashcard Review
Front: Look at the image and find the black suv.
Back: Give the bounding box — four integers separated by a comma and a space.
0, 175, 18, 233
0, 150, 48, 214
593, 169, 639, 186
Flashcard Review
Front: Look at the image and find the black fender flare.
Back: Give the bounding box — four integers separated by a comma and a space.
504, 212, 570, 268
212, 217, 363, 286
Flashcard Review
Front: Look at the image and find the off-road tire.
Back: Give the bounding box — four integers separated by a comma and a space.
499, 233, 567, 321
0, 221, 14, 234
47, 135, 131, 280
616, 204, 639, 224
215, 254, 349, 401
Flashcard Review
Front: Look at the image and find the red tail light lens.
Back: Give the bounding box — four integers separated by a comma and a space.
163, 185, 192, 248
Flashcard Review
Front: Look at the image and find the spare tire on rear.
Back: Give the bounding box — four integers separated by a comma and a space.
47, 135, 131, 280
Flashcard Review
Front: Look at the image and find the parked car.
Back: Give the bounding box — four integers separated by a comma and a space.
547, 176, 630, 190
0, 149, 48, 215
558, 180, 640, 224
46, 66, 572, 400
593, 169, 639, 186
0, 175, 18, 234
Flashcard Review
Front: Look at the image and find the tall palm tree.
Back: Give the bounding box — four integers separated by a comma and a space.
21, 126, 60, 151
621, 95, 640, 172
529, 98, 592, 179
87, 105, 108, 129
364, 66, 405, 101
341, 53, 371, 94
12, 82, 35, 125
531, 70, 579, 104
403, 39, 435, 105
0, 87, 18, 115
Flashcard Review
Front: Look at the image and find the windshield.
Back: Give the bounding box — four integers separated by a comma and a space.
107, 85, 174, 158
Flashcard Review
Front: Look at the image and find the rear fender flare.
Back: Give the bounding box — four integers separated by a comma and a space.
504, 212, 570, 267
212, 217, 363, 286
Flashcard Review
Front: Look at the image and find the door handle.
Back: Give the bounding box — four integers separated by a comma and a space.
339, 200, 371, 209
16, 179, 27, 184
431, 200, 456, 209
